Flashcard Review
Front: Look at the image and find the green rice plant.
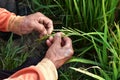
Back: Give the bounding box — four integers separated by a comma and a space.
0, 34, 28, 70
70, 67, 105, 80
57, 22, 120, 79
30, 0, 118, 32
15, 0, 120, 80
29, 0, 59, 16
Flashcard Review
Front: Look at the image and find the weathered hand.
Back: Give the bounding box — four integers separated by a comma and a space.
45, 32, 74, 69
8, 12, 53, 37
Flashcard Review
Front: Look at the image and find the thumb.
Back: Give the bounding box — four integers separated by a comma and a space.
53, 32, 62, 46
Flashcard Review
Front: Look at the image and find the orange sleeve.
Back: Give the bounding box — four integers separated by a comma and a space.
4, 66, 45, 80
0, 8, 15, 32
5, 58, 58, 80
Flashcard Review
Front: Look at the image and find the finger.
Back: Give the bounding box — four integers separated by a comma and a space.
62, 36, 72, 48
34, 23, 47, 37
39, 17, 53, 34
46, 39, 52, 47
46, 36, 54, 47
47, 21, 53, 34
62, 37, 74, 56
49, 36, 54, 43
53, 32, 62, 46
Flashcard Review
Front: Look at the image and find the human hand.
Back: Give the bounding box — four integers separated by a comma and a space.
45, 32, 74, 69
8, 12, 53, 37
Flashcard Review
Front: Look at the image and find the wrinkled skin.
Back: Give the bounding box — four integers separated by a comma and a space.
0, 0, 73, 71
45, 32, 74, 69
22, 12, 53, 37
10, 12, 53, 38
0, 1, 53, 38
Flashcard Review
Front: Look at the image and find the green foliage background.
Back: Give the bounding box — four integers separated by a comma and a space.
29, 0, 120, 80
1, 0, 120, 80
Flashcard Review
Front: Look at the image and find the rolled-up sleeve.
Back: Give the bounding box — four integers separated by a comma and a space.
0, 8, 15, 32
5, 58, 58, 80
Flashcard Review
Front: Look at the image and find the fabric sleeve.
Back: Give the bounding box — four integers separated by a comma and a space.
36, 58, 58, 80
0, 8, 15, 32
4, 58, 58, 80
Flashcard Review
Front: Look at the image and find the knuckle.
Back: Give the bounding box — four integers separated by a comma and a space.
50, 20, 53, 24
35, 12, 40, 15
40, 27, 45, 31
47, 19, 53, 25
65, 48, 74, 57
43, 30, 47, 34
65, 37, 72, 44
36, 12, 44, 16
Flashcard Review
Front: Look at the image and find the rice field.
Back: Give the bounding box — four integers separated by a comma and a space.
1, 0, 120, 80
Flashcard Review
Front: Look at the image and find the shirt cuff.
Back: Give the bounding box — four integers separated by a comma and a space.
0, 8, 15, 32
36, 58, 58, 80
